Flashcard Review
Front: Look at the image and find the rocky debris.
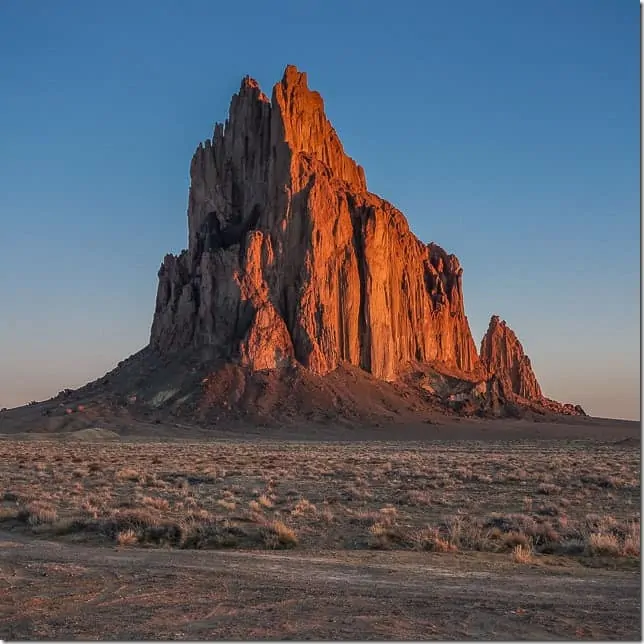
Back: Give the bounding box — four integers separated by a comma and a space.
150, 65, 481, 382
539, 398, 586, 416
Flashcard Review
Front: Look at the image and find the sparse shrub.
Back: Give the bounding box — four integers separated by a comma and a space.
291, 498, 317, 516
142, 496, 170, 511
343, 484, 373, 501
367, 522, 398, 549
261, 520, 298, 549
410, 527, 456, 553
117, 529, 139, 546
621, 522, 640, 557
100, 509, 160, 538
555, 539, 586, 556
115, 468, 141, 482
404, 490, 433, 506
512, 544, 533, 564
533, 522, 560, 547
179, 520, 243, 549
319, 508, 334, 524
442, 516, 487, 550
587, 533, 620, 556
257, 494, 273, 508
23, 502, 58, 526
185, 509, 212, 522
140, 523, 182, 546
535, 503, 559, 517
537, 483, 560, 495
379, 505, 398, 518
503, 531, 532, 549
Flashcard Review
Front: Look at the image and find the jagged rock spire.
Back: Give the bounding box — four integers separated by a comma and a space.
480, 315, 543, 401
151, 66, 481, 380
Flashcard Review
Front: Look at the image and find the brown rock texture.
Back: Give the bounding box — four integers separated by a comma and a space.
150, 65, 481, 381
479, 315, 585, 416
479, 315, 543, 401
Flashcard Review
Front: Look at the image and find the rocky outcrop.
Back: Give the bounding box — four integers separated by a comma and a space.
479, 315, 585, 416
479, 315, 543, 401
151, 65, 481, 381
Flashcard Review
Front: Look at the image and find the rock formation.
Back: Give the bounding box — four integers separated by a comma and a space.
145, 64, 584, 420
478, 316, 585, 416
479, 315, 543, 401
151, 65, 481, 382
0, 65, 587, 429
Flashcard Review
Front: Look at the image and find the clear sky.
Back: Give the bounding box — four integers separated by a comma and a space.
0, 1, 639, 420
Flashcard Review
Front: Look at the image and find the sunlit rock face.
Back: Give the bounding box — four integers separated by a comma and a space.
151, 65, 483, 380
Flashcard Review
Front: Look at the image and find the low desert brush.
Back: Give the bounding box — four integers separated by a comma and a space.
621, 522, 640, 557
116, 528, 139, 546
141, 496, 170, 511
411, 527, 456, 553
115, 468, 141, 482
290, 498, 317, 517
587, 532, 620, 557
512, 544, 533, 564
261, 520, 298, 549
24, 502, 58, 526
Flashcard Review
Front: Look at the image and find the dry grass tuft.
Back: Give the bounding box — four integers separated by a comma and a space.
290, 498, 317, 516
24, 502, 58, 526
261, 520, 298, 549
141, 496, 170, 511
410, 527, 457, 552
115, 468, 141, 483
621, 522, 640, 557
116, 528, 139, 546
512, 544, 533, 564
587, 533, 620, 557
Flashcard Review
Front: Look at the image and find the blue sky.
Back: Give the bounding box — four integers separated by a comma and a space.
0, 0, 639, 419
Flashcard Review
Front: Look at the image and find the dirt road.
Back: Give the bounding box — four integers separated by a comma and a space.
0, 532, 639, 640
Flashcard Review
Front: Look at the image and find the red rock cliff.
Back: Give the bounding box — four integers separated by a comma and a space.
479, 315, 543, 400
150, 65, 481, 381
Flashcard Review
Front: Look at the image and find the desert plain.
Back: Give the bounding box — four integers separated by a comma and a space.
0, 415, 639, 640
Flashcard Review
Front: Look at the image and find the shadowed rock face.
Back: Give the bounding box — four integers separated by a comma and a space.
150, 65, 481, 381
480, 315, 543, 401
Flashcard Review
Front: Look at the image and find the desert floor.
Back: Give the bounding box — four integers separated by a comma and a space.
0, 416, 640, 640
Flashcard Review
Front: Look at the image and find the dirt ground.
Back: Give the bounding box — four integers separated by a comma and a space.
0, 531, 639, 640
0, 416, 640, 640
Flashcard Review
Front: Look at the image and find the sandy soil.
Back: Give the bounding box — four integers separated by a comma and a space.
0, 408, 640, 442
0, 531, 639, 640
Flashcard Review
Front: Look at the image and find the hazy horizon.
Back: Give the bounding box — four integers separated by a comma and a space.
0, 1, 639, 421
